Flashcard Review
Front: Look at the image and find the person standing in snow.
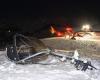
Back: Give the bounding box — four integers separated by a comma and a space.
71, 50, 83, 70
71, 49, 79, 64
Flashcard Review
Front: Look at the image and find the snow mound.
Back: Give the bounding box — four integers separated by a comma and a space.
0, 51, 100, 80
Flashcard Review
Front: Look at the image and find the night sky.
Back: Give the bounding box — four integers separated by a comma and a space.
0, 0, 100, 37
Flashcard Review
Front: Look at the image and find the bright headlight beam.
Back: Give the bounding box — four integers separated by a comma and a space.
81, 24, 91, 32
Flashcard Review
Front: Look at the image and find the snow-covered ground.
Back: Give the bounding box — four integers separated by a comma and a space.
0, 51, 100, 80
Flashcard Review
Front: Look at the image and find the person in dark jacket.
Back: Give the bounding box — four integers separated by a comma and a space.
81, 60, 97, 71
81, 60, 89, 71
74, 59, 97, 71
74, 59, 83, 70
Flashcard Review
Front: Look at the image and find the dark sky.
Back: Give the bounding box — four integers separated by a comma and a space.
1, 1, 99, 17
0, 0, 100, 33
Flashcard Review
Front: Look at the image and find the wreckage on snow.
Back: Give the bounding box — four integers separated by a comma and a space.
6, 33, 49, 63
6, 33, 97, 71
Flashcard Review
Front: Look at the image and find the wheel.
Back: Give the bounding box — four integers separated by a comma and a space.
6, 45, 19, 61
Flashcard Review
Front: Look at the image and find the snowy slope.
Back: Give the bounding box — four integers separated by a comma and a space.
0, 51, 100, 80
41, 37, 100, 59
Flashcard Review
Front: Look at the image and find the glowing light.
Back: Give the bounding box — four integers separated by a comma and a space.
8, 30, 11, 32
49, 26, 74, 38
81, 24, 92, 32
50, 26, 56, 34
65, 27, 73, 33
65, 35, 70, 39
56, 32, 63, 37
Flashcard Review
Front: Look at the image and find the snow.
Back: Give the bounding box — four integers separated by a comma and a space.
0, 51, 100, 80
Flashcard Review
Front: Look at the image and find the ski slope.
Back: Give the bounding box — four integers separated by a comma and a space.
0, 51, 100, 80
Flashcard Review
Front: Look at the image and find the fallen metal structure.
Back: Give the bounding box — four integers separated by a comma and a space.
6, 33, 75, 64
6, 33, 97, 71
6, 33, 49, 64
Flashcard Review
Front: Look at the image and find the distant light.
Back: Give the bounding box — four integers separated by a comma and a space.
56, 32, 63, 37
50, 26, 56, 34
81, 24, 92, 32
8, 30, 11, 32
66, 27, 73, 32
